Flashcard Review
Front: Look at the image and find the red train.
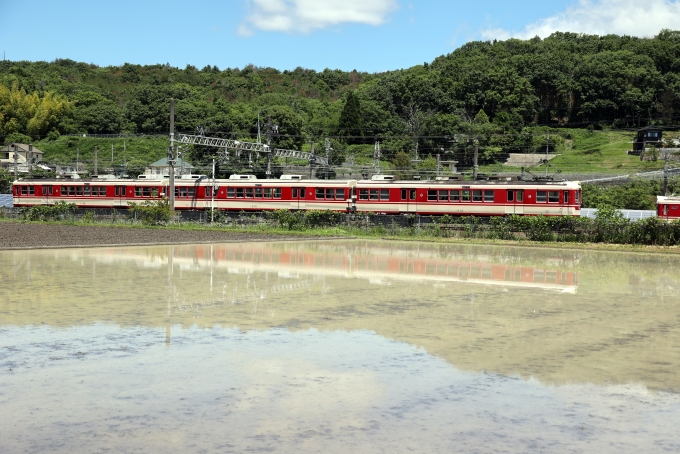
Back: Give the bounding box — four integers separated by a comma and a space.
657, 196, 680, 219
12, 174, 582, 216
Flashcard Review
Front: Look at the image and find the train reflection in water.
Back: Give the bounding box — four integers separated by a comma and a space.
149, 241, 579, 294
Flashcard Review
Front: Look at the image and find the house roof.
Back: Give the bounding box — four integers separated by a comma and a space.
638, 125, 663, 131
148, 157, 193, 168
0, 143, 44, 154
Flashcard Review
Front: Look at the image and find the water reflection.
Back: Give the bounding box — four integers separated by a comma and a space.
1, 240, 680, 452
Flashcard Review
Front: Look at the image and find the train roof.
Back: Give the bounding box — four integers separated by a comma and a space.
13, 176, 581, 187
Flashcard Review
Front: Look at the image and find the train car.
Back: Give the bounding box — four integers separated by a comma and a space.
12, 175, 358, 213
355, 176, 581, 216
203, 175, 356, 212
657, 196, 680, 220
12, 174, 582, 217
12, 178, 168, 209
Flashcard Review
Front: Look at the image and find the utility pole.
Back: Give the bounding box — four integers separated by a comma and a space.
664, 150, 669, 196
111, 143, 114, 165
169, 99, 175, 210
373, 141, 381, 175
93, 146, 98, 176
436, 153, 441, 177
27, 146, 32, 178
546, 133, 550, 178
76, 148, 79, 175
325, 138, 331, 179
211, 158, 216, 223
309, 141, 315, 179
123, 141, 127, 176
473, 141, 479, 180
13, 145, 18, 180
265, 115, 273, 178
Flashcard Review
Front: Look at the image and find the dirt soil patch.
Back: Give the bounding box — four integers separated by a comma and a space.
0, 222, 309, 250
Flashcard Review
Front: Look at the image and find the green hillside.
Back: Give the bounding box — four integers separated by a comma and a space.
4, 30, 680, 175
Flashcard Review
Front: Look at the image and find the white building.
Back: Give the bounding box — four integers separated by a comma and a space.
0, 143, 44, 173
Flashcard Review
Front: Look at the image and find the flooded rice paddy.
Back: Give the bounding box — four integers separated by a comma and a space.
1, 240, 680, 453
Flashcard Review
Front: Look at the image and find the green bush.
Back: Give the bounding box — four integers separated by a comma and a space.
23, 201, 77, 221
129, 198, 173, 225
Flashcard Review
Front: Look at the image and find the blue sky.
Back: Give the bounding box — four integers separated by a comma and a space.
1, 0, 679, 72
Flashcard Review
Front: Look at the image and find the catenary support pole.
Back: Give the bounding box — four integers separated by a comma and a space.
211, 158, 215, 223
169, 98, 175, 211
93, 146, 98, 176
13, 145, 18, 180
473, 142, 479, 180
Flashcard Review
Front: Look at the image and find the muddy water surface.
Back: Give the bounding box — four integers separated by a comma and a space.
1, 240, 680, 453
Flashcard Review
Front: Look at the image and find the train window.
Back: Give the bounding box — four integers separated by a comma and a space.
517, 190, 524, 202
370, 190, 379, 200
115, 186, 126, 197
410, 189, 416, 200
43, 186, 52, 195
99, 187, 106, 196
450, 190, 460, 202
484, 190, 494, 202
68, 186, 75, 196
236, 188, 244, 198
21, 186, 27, 195
438, 190, 448, 201
336, 189, 345, 200
380, 189, 390, 200
135, 187, 142, 197
292, 188, 298, 198
575, 191, 580, 204
245, 188, 253, 198
315, 188, 324, 199
462, 190, 470, 201
536, 191, 547, 203
61, 186, 67, 195
326, 188, 335, 199
359, 189, 368, 200
507, 190, 514, 202
143, 187, 152, 197
401, 189, 407, 200
228, 188, 235, 198
427, 190, 437, 201
84, 186, 91, 196
254, 187, 262, 198
472, 190, 483, 202
264, 188, 272, 198
548, 191, 559, 203
273, 188, 282, 198
564, 191, 569, 204
664, 205, 669, 216
205, 187, 212, 198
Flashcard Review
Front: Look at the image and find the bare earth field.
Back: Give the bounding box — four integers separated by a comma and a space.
0, 222, 305, 250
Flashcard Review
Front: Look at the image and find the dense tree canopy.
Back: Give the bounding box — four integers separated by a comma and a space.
4, 30, 680, 163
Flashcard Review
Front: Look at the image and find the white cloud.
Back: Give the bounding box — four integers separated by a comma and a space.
239, 0, 399, 35
483, 0, 680, 41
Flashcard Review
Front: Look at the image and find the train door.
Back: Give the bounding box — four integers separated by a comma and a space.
560, 190, 569, 216
114, 185, 126, 207
291, 187, 306, 209
505, 190, 524, 214
399, 188, 417, 213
